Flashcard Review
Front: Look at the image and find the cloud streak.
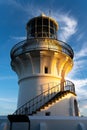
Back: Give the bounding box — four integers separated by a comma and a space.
0, 98, 17, 103
10, 36, 26, 42
75, 43, 87, 60
67, 59, 86, 79
55, 14, 78, 42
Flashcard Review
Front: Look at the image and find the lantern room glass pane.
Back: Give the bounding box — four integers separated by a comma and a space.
37, 18, 42, 26
43, 18, 48, 26
31, 28, 35, 34
50, 21, 53, 27
50, 28, 54, 34
43, 26, 49, 32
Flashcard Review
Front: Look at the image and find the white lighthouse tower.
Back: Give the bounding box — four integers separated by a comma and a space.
10, 14, 79, 116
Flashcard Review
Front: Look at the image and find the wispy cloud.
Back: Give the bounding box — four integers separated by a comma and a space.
75, 43, 87, 60
0, 98, 17, 103
55, 14, 78, 42
68, 60, 86, 78
76, 33, 85, 42
0, 0, 25, 11
10, 36, 26, 41
67, 40, 87, 79
82, 104, 87, 109
78, 102, 87, 116
0, 0, 36, 17
66, 77, 87, 101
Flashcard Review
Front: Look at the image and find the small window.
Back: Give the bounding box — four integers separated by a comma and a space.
45, 111, 50, 116
45, 67, 48, 73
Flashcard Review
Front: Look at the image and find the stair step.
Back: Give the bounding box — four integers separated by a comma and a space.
14, 86, 72, 116
48, 101, 53, 104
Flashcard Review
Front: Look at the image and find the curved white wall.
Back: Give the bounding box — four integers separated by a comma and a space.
17, 74, 61, 108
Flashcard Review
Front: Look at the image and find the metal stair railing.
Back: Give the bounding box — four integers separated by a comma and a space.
14, 80, 75, 115
14, 82, 61, 115
64, 80, 75, 92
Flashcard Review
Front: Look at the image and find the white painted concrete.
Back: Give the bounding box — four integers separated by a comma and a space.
29, 116, 87, 130
17, 74, 61, 108
33, 93, 78, 116
1, 115, 87, 130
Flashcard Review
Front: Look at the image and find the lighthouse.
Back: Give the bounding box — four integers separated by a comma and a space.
10, 14, 79, 116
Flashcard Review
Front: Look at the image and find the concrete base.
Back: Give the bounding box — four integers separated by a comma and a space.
30, 116, 87, 130
1, 115, 87, 130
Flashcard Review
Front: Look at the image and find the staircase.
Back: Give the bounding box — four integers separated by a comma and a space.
14, 80, 75, 116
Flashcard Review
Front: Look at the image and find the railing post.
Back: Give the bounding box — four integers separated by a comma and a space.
60, 80, 65, 91
25, 107, 28, 115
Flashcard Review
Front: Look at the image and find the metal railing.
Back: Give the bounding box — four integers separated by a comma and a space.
11, 38, 74, 59
64, 80, 75, 92
14, 83, 60, 115
14, 80, 75, 115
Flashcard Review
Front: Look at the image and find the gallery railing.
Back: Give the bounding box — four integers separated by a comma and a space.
11, 38, 74, 59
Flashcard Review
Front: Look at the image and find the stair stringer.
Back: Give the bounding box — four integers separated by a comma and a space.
33, 91, 77, 116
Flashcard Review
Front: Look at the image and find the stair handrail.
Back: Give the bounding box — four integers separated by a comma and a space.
14, 80, 75, 115
64, 80, 75, 92
14, 82, 61, 115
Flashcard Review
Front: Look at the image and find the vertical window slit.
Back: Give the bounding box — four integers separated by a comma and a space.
45, 67, 48, 73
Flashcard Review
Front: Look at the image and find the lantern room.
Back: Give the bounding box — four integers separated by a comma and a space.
26, 13, 58, 39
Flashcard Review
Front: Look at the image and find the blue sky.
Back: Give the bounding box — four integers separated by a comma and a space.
0, 0, 87, 116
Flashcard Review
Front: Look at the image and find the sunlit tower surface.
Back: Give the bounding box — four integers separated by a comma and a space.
10, 14, 79, 116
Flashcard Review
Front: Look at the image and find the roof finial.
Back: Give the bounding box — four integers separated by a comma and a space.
40, 13, 46, 17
